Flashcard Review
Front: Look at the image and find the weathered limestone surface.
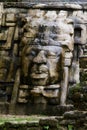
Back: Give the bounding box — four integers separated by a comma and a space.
0, 112, 87, 130
0, 2, 87, 115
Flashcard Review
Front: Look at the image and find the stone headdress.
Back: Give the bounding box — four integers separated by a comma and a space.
20, 10, 74, 51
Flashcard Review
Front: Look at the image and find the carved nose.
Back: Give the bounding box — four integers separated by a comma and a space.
33, 51, 46, 64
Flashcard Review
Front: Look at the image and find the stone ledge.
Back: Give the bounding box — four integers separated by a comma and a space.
39, 118, 58, 127
0, 113, 86, 130
63, 110, 87, 119
0, 102, 9, 114
3, 2, 87, 10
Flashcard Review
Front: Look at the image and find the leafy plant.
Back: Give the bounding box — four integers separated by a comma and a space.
68, 125, 73, 130
43, 125, 49, 130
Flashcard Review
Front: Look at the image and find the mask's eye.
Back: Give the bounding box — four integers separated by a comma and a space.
30, 51, 36, 56
25, 51, 36, 57
47, 52, 57, 59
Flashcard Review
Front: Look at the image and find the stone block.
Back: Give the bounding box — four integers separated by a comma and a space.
27, 122, 39, 127
84, 49, 87, 54
0, 3, 3, 8
13, 44, 18, 56
64, 110, 87, 119
5, 122, 28, 130
30, 85, 60, 98
57, 10, 68, 19
64, 58, 72, 66
0, 32, 7, 41
85, 45, 87, 49
18, 89, 28, 98
74, 37, 81, 44
64, 52, 73, 59
19, 85, 28, 89
27, 127, 40, 130
65, 4, 82, 9
14, 27, 18, 40
0, 3, 3, 14
59, 119, 75, 125
55, 116, 64, 121
1, 13, 6, 26
17, 97, 28, 103
0, 20, 1, 26
3, 27, 15, 49
24, 31, 36, 38
81, 25, 86, 44
0, 14, 2, 25
6, 13, 16, 22
39, 118, 58, 127
45, 11, 57, 21
6, 22, 16, 26
0, 102, 9, 114
79, 56, 87, 68
80, 69, 87, 82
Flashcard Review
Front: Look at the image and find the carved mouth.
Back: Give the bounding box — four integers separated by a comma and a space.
30, 72, 48, 79
30, 65, 49, 79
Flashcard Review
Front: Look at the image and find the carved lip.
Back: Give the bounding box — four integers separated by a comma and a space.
30, 73, 48, 79
30, 65, 49, 79
31, 65, 48, 72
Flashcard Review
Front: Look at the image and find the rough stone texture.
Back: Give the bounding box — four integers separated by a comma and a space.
0, 2, 86, 115
0, 114, 87, 130
39, 118, 58, 127
63, 110, 87, 119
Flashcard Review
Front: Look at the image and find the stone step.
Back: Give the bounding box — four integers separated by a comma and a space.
83, 49, 87, 55
21, 0, 87, 2
0, 102, 9, 114
79, 55, 87, 68
85, 45, 87, 49
80, 55, 87, 58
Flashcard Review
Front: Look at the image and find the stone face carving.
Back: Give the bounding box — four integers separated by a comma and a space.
0, 3, 87, 114
17, 9, 74, 105
21, 45, 63, 86
19, 24, 64, 104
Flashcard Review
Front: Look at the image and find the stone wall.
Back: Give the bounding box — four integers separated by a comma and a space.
0, 2, 87, 115
0, 111, 87, 130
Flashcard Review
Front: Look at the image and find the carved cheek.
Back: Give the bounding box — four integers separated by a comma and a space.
22, 56, 31, 77
47, 59, 58, 77
56, 56, 62, 71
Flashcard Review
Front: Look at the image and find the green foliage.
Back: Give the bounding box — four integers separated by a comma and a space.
71, 83, 81, 92
68, 125, 73, 130
69, 83, 81, 98
43, 125, 49, 130
0, 115, 43, 123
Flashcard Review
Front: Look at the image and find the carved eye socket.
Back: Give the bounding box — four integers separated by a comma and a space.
47, 52, 57, 59
25, 51, 36, 57
30, 51, 36, 56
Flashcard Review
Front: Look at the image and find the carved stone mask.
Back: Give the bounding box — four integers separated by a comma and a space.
21, 44, 63, 86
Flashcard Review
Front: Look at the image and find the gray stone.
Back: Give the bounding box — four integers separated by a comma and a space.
64, 58, 72, 66
64, 110, 87, 119
59, 119, 75, 125
80, 56, 87, 68
6, 13, 16, 22
0, 32, 7, 41
39, 118, 58, 127
1, 13, 6, 26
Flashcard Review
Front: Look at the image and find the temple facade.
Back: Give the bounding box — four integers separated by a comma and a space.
0, 2, 87, 115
